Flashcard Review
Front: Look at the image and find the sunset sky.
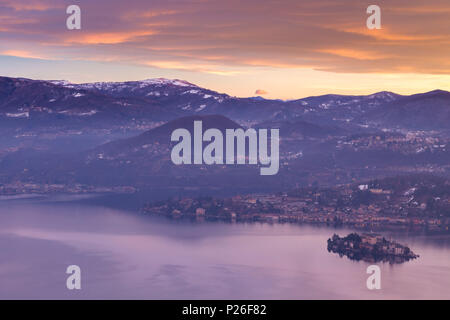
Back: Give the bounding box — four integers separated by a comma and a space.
0, 0, 449, 99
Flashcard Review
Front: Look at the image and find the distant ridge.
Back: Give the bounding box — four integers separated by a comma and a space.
1, 75, 449, 130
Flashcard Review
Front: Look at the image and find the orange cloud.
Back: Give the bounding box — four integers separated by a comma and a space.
144, 60, 242, 76
1, 50, 49, 60
0, 0, 61, 11
255, 89, 268, 95
340, 26, 445, 42
65, 31, 157, 45
317, 49, 389, 61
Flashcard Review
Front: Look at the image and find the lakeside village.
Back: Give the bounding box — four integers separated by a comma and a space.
327, 233, 419, 264
0, 182, 137, 195
142, 176, 450, 232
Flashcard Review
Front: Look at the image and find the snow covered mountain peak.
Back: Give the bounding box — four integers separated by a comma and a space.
47, 80, 72, 86
366, 91, 399, 101
138, 78, 197, 87
47, 78, 197, 89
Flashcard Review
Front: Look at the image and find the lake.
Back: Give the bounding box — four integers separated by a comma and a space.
1, 196, 449, 299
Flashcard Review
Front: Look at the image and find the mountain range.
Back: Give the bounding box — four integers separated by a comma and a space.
0, 76, 449, 195
2, 76, 449, 132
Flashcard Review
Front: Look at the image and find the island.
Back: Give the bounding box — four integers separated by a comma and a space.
327, 233, 419, 264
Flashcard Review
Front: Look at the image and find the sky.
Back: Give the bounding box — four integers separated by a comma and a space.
0, 0, 449, 99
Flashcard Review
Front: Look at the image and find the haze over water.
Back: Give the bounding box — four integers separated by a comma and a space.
0, 196, 449, 299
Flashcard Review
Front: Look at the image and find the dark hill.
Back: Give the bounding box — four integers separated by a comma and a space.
92, 114, 242, 156
366, 90, 450, 129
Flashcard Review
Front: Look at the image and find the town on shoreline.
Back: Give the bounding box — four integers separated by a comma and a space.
142, 175, 450, 232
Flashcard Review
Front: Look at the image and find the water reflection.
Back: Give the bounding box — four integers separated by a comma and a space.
0, 197, 449, 299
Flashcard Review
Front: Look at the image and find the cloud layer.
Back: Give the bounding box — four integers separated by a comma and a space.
0, 0, 449, 76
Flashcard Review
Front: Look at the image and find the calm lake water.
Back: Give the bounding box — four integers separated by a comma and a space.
1, 196, 449, 299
